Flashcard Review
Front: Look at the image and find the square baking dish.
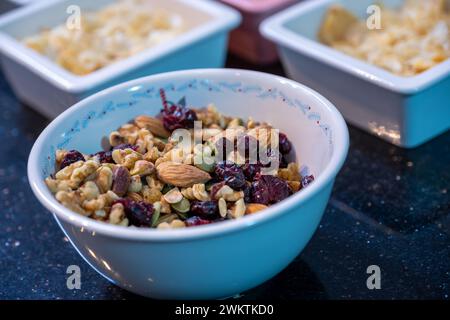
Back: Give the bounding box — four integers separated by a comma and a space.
0, 0, 240, 118
220, 0, 298, 65
261, 0, 450, 148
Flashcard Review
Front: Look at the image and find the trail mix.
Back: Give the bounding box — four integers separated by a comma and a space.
23, 0, 185, 75
319, 0, 450, 76
45, 92, 314, 229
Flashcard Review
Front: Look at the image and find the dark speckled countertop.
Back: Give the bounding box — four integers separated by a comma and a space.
0, 1, 449, 301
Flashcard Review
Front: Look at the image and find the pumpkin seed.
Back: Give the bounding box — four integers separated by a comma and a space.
172, 197, 190, 213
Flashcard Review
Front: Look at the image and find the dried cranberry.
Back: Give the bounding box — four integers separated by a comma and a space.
242, 162, 261, 181
114, 199, 153, 227
112, 143, 139, 151
214, 161, 246, 190
190, 201, 219, 220
280, 155, 288, 168
250, 179, 270, 205
251, 175, 291, 205
260, 148, 280, 168
243, 183, 252, 203
185, 216, 212, 227
237, 135, 259, 159
93, 151, 113, 163
214, 137, 233, 162
161, 103, 197, 131
60, 150, 85, 169
279, 133, 292, 155
301, 175, 315, 188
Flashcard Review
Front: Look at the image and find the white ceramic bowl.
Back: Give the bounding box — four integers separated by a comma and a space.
28, 69, 349, 299
261, 0, 450, 148
0, 0, 240, 118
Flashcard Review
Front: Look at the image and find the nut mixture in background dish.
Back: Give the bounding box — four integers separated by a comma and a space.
22, 0, 185, 75
44, 90, 315, 229
319, 0, 450, 76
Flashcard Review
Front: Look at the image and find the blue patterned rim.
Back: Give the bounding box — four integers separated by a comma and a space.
43, 78, 333, 176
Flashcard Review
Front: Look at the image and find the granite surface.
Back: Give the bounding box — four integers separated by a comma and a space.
0, 2, 449, 300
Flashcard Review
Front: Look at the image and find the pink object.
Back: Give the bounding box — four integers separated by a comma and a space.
220, 0, 299, 64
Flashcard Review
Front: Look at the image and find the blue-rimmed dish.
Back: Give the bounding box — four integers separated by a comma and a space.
28, 69, 349, 299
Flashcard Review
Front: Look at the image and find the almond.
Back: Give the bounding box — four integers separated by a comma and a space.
156, 161, 211, 188
245, 203, 268, 214
135, 115, 170, 138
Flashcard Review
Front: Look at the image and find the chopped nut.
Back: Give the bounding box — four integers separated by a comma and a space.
111, 148, 142, 168
278, 162, 301, 182
192, 184, 210, 201
79, 181, 100, 201
162, 141, 174, 153
109, 131, 125, 147
104, 190, 120, 203
109, 203, 125, 225
70, 160, 100, 188
231, 199, 246, 219
170, 219, 186, 228
146, 175, 164, 191
95, 166, 113, 193
246, 117, 257, 129
213, 185, 244, 202
247, 124, 274, 149
55, 160, 83, 180
45, 177, 71, 193
55, 149, 68, 163
157, 219, 186, 229
119, 218, 129, 227
56, 190, 88, 216
134, 128, 154, 154
227, 118, 242, 129
202, 128, 222, 141
245, 203, 268, 214
287, 181, 301, 192
180, 187, 195, 200
163, 187, 183, 204
128, 175, 143, 193
130, 160, 155, 176
83, 195, 106, 212
218, 197, 227, 218
160, 197, 172, 214
157, 222, 171, 229
118, 124, 139, 145
144, 147, 160, 163
142, 185, 162, 204
213, 185, 233, 199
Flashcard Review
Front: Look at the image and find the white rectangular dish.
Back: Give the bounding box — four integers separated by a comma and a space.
0, 0, 240, 118
261, 0, 450, 148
